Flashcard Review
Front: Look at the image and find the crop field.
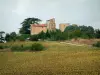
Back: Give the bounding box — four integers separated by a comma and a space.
0, 41, 100, 75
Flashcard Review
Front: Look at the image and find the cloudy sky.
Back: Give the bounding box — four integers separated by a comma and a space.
0, 0, 100, 33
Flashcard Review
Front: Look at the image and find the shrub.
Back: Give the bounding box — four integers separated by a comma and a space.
93, 41, 100, 48
0, 45, 4, 49
11, 45, 27, 51
30, 43, 44, 51
11, 43, 45, 52
17, 36, 25, 41
0, 45, 8, 49
30, 35, 38, 41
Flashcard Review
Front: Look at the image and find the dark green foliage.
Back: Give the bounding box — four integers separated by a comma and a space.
64, 25, 79, 32
19, 17, 41, 34
10, 32, 17, 41
93, 41, 100, 48
5, 32, 17, 42
11, 43, 45, 52
30, 35, 39, 41
11, 45, 28, 52
0, 31, 5, 43
95, 29, 100, 38
30, 43, 44, 51
64, 25, 95, 39
38, 31, 46, 40
45, 30, 51, 39
5, 33, 11, 42
17, 36, 25, 41
0, 45, 4, 49
0, 45, 8, 49
17, 34, 30, 41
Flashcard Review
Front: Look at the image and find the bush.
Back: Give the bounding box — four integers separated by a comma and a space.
11, 43, 45, 52
0, 45, 4, 49
93, 41, 100, 48
30, 35, 38, 41
30, 43, 44, 51
11, 45, 28, 51
0, 45, 8, 49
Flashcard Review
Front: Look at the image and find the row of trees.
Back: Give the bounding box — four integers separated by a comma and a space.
30, 25, 100, 41
0, 25, 100, 42
0, 17, 100, 42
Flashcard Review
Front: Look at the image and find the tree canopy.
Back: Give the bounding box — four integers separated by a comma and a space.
0, 31, 5, 43
19, 17, 41, 34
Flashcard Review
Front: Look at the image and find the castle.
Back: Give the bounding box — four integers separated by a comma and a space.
30, 18, 69, 35
31, 18, 56, 35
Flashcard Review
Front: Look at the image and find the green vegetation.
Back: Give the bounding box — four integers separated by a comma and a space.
30, 43, 45, 51
0, 42, 45, 52
5, 32, 17, 42
19, 17, 41, 34
0, 41, 100, 75
0, 31, 5, 43
11, 44, 28, 52
0, 44, 8, 49
93, 41, 100, 48
0, 45, 4, 49
1, 18, 100, 42
29, 25, 96, 41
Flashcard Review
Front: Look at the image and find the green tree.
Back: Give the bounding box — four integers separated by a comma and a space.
95, 29, 100, 38
0, 31, 5, 43
5, 32, 17, 42
79, 25, 94, 39
45, 30, 51, 39
19, 17, 41, 34
38, 31, 45, 40
5, 33, 11, 42
10, 32, 17, 41
30, 35, 39, 41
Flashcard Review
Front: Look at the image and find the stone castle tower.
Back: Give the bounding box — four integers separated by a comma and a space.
59, 23, 70, 32
46, 18, 56, 31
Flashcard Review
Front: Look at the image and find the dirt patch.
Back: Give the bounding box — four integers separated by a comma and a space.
71, 39, 100, 45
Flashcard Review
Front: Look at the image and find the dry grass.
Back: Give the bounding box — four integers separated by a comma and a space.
0, 41, 100, 75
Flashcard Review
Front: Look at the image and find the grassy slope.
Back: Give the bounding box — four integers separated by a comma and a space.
0, 41, 100, 75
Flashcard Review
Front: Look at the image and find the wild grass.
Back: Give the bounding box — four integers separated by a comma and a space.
0, 41, 100, 75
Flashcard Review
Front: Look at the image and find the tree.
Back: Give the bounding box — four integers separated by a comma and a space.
0, 31, 5, 43
95, 29, 100, 38
19, 17, 41, 34
79, 25, 95, 39
10, 32, 17, 41
45, 30, 51, 39
30, 35, 39, 41
5, 33, 11, 42
38, 31, 45, 40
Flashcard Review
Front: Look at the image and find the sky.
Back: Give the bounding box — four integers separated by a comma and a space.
0, 0, 100, 33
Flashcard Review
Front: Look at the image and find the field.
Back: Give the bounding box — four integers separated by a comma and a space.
0, 41, 100, 75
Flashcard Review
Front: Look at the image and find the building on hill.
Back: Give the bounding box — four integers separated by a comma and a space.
30, 24, 47, 35
59, 23, 70, 32
31, 18, 56, 35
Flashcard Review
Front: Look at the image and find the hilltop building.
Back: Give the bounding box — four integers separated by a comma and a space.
46, 18, 56, 31
59, 23, 70, 32
31, 18, 56, 35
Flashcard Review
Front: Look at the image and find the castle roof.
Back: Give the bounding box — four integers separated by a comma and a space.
31, 24, 47, 27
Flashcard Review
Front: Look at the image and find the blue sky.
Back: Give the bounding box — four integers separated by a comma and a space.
0, 0, 100, 33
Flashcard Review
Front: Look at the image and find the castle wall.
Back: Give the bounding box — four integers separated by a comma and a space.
31, 18, 56, 35
31, 25, 47, 35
